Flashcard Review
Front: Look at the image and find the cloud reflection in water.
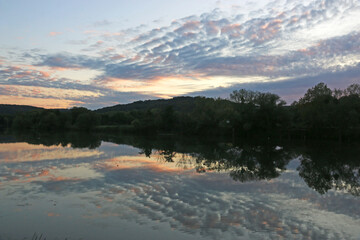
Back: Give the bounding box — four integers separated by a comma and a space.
0, 136, 359, 240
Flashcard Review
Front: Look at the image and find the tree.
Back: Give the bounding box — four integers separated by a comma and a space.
230, 89, 287, 136
76, 112, 100, 131
70, 107, 91, 125
38, 112, 60, 131
253, 92, 285, 107
161, 106, 175, 131
298, 82, 332, 104
344, 83, 360, 96
230, 89, 257, 104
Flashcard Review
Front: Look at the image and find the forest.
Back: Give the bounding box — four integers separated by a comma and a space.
1, 82, 360, 141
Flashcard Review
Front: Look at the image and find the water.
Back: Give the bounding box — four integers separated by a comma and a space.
0, 132, 359, 240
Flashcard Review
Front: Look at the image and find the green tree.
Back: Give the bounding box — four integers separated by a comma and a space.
230, 89, 257, 104
76, 112, 100, 131
294, 83, 336, 138
38, 112, 60, 131
160, 106, 175, 131
344, 83, 360, 96
298, 82, 332, 104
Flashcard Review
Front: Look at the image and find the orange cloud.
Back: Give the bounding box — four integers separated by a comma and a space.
0, 95, 83, 109
96, 153, 199, 174
0, 143, 103, 163
47, 212, 60, 217
0, 142, 103, 165
38, 70, 51, 78
49, 176, 81, 182
38, 169, 51, 177
96, 156, 185, 173
49, 32, 62, 37
0, 143, 62, 152
0, 84, 103, 101
100, 74, 239, 97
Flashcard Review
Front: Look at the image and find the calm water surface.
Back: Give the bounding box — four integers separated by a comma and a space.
0, 133, 359, 240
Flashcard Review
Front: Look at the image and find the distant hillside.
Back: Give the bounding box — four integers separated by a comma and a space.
0, 104, 44, 115
0, 97, 228, 115
95, 96, 206, 113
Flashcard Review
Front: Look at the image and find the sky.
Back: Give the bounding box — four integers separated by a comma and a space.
0, 0, 359, 109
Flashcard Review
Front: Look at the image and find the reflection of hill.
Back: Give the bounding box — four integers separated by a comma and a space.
3, 132, 360, 196
11, 131, 102, 149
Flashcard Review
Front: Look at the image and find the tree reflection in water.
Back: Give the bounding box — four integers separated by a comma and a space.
297, 143, 360, 196
3, 131, 360, 196
192, 144, 294, 182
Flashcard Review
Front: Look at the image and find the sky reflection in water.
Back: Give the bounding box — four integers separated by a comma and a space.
0, 134, 359, 240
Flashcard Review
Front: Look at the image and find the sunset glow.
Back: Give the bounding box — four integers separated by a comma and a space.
0, 0, 359, 108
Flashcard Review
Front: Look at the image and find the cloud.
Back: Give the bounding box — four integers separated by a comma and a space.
93, 20, 112, 27
189, 64, 360, 104
2, 0, 360, 108
0, 95, 84, 108
1, 141, 359, 239
66, 39, 89, 45
36, 53, 106, 70
0, 84, 103, 100
49, 32, 62, 37
79, 90, 156, 109
86, 0, 359, 92
0, 60, 157, 109
0, 143, 103, 163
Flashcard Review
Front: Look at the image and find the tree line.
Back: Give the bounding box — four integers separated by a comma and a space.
1, 82, 359, 141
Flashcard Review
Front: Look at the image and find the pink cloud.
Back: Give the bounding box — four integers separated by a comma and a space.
49, 32, 62, 37
31, 88, 42, 95
38, 70, 51, 78
12, 70, 34, 79
83, 30, 99, 35
110, 54, 126, 60
175, 21, 201, 34
249, 19, 283, 43
221, 23, 243, 38
205, 21, 220, 35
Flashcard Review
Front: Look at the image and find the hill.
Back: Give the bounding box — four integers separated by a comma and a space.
95, 96, 206, 113
0, 104, 44, 115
